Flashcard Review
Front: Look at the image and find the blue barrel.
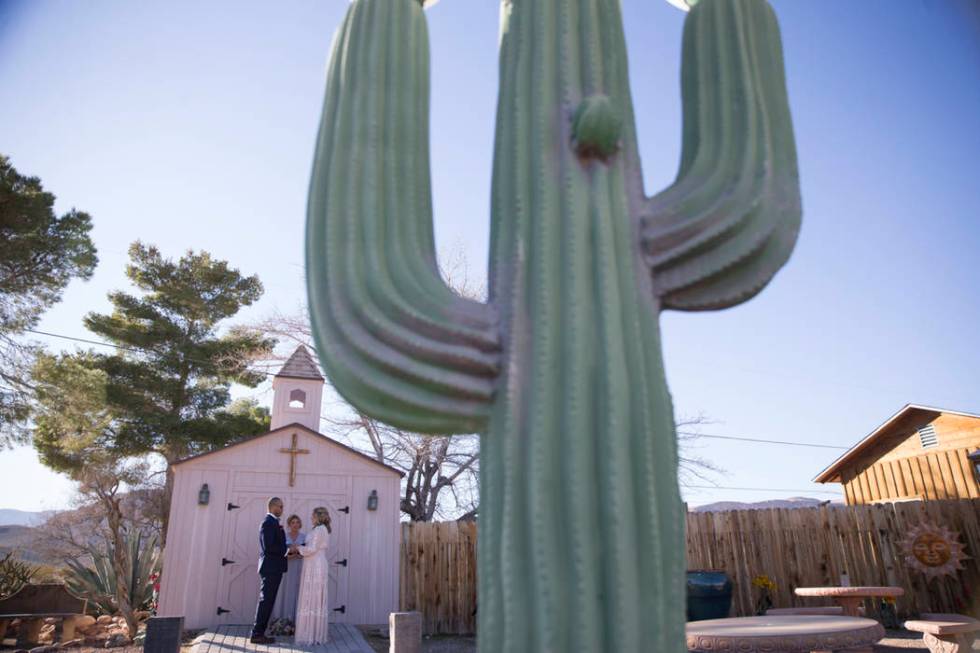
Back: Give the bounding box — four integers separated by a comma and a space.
686, 569, 733, 621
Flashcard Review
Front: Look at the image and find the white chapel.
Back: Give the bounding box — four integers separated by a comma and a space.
157, 346, 402, 628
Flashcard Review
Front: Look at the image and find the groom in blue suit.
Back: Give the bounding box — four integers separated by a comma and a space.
250, 497, 292, 643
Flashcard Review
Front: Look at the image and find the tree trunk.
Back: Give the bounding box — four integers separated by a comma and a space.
104, 498, 138, 639
160, 462, 174, 547
477, 2, 686, 651
160, 451, 184, 547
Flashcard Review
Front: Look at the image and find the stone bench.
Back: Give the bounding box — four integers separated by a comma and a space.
768, 607, 845, 616
686, 615, 885, 653
767, 607, 866, 617
903, 613, 980, 653
0, 584, 89, 647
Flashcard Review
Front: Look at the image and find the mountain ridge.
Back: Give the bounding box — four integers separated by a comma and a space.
690, 496, 840, 513
0, 508, 56, 526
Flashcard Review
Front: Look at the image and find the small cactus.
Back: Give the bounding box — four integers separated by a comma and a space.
306, 1, 801, 651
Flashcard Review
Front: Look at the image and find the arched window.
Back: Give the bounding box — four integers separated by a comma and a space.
289, 389, 306, 409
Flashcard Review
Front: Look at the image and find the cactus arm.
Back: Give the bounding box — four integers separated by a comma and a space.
306, 0, 500, 434
639, 0, 802, 311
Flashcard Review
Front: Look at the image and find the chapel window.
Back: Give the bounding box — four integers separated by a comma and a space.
289, 389, 306, 409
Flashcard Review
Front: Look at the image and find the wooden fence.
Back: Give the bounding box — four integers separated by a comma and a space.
400, 499, 980, 634
685, 498, 980, 619
399, 521, 478, 635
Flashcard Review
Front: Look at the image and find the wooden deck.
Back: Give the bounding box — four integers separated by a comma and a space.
192, 624, 374, 653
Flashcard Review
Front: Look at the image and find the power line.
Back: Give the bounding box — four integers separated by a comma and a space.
25, 327, 850, 497
24, 328, 279, 378
27, 328, 150, 355
679, 431, 849, 450
15, 328, 860, 454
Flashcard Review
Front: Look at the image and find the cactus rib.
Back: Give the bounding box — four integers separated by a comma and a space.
640, 0, 802, 311
306, 0, 500, 434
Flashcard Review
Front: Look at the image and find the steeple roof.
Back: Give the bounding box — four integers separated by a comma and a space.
276, 345, 324, 381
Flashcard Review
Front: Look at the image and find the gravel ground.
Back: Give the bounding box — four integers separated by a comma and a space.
357, 628, 476, 653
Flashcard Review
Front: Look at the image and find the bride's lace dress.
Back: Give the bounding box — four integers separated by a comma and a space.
294, 524, 330, 644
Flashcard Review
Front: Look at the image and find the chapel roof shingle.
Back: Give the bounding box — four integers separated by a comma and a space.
276, 345, 324, 381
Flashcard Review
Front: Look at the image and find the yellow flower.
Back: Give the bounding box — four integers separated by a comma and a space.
752, 575, 776, 592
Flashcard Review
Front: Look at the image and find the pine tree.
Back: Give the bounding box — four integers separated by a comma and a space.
36, 242, 275, 543
0, 154, 97, 445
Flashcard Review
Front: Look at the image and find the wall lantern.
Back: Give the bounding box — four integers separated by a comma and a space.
198, 483, 211, 506
367, 489, 379, 512
968, 450, 980, 484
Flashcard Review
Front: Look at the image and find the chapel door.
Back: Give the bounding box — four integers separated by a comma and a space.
215, 492, 271, 624
285, 493, 351, 623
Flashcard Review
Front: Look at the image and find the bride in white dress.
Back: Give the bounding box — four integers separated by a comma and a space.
294, 506, 331, 644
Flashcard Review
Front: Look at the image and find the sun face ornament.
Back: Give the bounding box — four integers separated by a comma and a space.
899, 522, 970, 581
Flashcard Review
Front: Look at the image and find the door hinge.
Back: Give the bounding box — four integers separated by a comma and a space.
332, 605, 346, 614
221, 557, 235, 566
227, 502, 240, 511
334, 558, 347, 567
216, 607, 230, 615
338, 506, 350, 514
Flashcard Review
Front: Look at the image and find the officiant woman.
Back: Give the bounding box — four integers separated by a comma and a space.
274, 514, 307, 621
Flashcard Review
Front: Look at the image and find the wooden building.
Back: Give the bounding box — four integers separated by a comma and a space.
814, 404, 980, 505
158, 346, 403, 628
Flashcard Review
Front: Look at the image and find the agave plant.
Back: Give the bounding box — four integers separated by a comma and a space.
65, 530, 161, 614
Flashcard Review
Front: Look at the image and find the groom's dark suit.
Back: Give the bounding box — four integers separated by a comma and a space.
251, 513, 288, 638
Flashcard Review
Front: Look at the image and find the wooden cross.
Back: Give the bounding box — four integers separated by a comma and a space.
279, 432, 310, 487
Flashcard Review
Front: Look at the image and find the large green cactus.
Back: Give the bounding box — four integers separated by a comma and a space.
306, 0, 800, 651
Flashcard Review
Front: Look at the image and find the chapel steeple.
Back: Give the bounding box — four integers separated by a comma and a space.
270, 345, 324, 432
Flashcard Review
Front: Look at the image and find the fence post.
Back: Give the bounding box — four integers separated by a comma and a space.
389, 611, 421, 653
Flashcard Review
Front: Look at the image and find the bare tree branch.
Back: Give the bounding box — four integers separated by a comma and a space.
676, 412, 727, 488
253, 251, 722, 520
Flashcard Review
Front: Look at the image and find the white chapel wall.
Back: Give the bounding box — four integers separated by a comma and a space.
158, 427, 401, 629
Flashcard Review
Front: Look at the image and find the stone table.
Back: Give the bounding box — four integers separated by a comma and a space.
686, 615, 885, 653
795, 586, 905, 618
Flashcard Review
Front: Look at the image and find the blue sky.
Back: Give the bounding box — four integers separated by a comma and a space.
1, 0, 978, 511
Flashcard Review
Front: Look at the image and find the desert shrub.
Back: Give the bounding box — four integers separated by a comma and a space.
0, 552, 39, 598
